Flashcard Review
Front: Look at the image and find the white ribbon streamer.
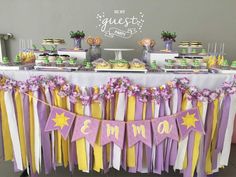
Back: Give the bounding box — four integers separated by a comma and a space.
174, 99, 192, 170
197, 101, 208, 176
152, 102, 160, 170
33, 91, 41, 173
82, 87, 91, 173
220, 93, 236, 166
4, 91, 23, 170
113, 92, 126, 170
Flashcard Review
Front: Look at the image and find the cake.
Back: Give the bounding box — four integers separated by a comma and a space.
111, 59, 129, 69
129, 58, 146, 70
231, 61, 236, 70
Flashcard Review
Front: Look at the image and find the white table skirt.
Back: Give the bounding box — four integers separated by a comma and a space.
0, 70, 235, 90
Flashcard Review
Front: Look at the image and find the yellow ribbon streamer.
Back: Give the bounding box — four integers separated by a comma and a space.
15, 90, 27, 169
91, 93, 103, 172
191, 102, 204, 176
0, 90, 13, 161
182, 94, 188, 169
29, 92, 36, 173
126, 96, 136, 168
74, 87, 88, 171
205, 98, 219, 174
54, 89, 69, 167
106, 99, 111, 164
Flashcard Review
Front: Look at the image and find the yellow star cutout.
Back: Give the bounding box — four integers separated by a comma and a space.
52, 113, 69, 129
181, 112, 199, 129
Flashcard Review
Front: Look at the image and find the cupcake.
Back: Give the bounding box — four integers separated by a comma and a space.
43, 57, 50, 66
178, 59, 188, 69
56, 57, 64, 67
36, 53, 48, 66
192, 60, 201, 69
220, 60, 229, 70
231, 61, 236, 70
14, 55, 22, 65
69, 58, 77, 66
48, 54, 58, 63
60, 55, 70, 64
2, 56, 10, 65
150, 61, 158, 70
165, 59, 175, 69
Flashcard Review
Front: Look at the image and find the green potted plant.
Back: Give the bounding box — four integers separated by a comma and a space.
161, 31, 177, 51
70, 30, 85, 49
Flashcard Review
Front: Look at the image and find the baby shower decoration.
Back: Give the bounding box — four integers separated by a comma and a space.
0, 74, 236, 177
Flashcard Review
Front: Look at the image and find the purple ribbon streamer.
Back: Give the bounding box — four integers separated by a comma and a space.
183, 100, 197, 177
154, 99, 165, 174
212, 95, 231, 170
170, 89, 182, 166
135, 97, 143, 172
37, 90, 52, 174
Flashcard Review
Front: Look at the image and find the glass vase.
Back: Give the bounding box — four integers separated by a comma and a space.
142, 46, 153, 63
88, 45, 101, 62
74, 38, 83, 49
164, 40, 173, 51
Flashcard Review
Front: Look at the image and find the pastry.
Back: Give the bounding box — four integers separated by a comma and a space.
190, 41, 202, 48
43, 58, 50, 66
111, 59, 129, 69
56, 57, 64, 66
93, 58, 111, 69
150, 61, 158, 70
69, 58, 77, 66
178, 41, 190, 47
129, 58, 146, 70
231, 61, 236, 70
84, 62, 93, 69
43, 39, 54, 44
53, 39, 65, 45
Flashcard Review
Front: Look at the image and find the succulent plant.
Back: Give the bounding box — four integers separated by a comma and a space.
161, 31, 177, 42
70, 30, 85, 39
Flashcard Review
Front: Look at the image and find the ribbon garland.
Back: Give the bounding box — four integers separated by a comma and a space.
0, 75, 236, 176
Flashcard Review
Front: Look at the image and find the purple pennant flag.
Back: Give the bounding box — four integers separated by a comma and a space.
127, 120, 152, 148
44, 106, 75, 139
176, 107, 204, 139
100, 120, 125, 149
71, 116, 100, 146
152, 116, 179, 145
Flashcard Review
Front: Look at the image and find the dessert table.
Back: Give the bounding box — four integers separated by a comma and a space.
0, 70, 236, 177
0, 70, 234, 89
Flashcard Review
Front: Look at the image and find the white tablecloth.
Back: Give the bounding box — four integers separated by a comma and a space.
0, 70, 235, 89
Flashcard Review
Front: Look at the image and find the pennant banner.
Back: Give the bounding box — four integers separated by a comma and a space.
176, 107, 205, 139
100, 120, 125, 149
127, 120, 152, 148
152, 116, 179, 145
71, 116, 100, 146
44, 106, 75, 139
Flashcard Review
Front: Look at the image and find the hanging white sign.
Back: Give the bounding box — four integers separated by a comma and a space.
96, 10, 144, 39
